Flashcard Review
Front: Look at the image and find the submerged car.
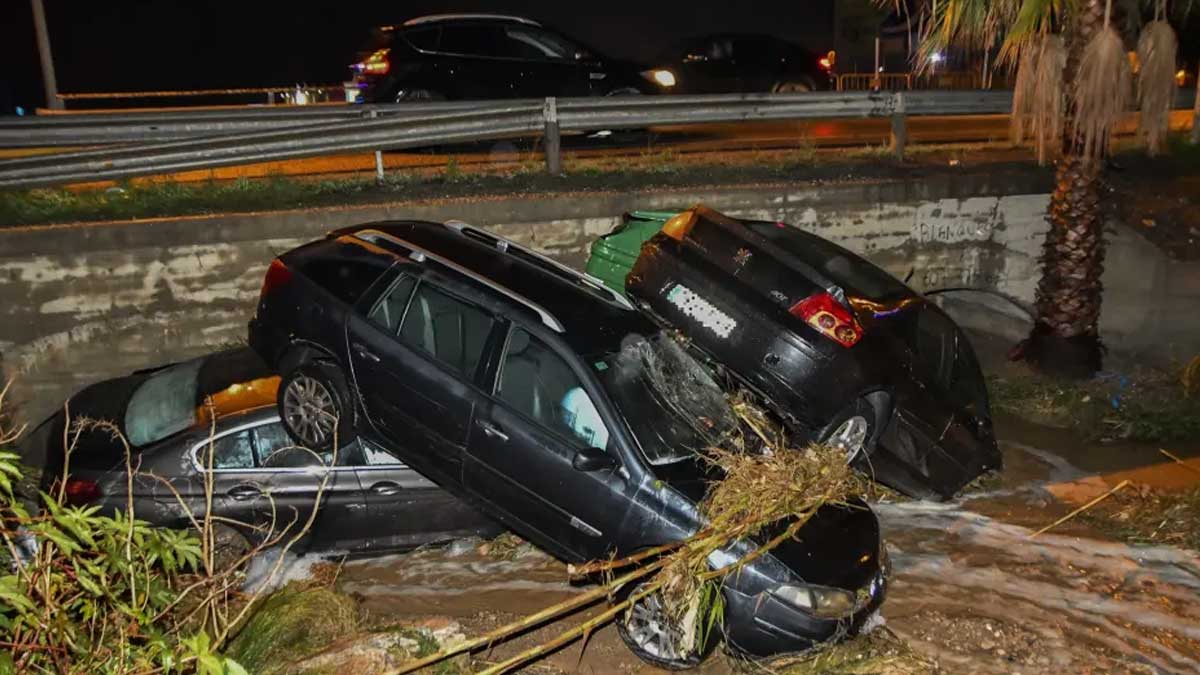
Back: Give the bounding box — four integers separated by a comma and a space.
26, 349, 498, 559
248, 219, 885, 665
347, 14, 671, 103
592, 207, 1000, 499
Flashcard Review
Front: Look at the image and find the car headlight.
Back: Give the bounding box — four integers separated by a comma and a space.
641, 69, 677, 88
772, 584, 857, 619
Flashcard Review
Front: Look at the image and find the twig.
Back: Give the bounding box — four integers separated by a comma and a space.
1029, 479, 1131, 538
389, 556, 671, 674
1159, 449, 1200, 478
475, 584, 659, 675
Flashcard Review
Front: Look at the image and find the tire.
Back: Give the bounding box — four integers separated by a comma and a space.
616, 582, 718, 670
773, 79, 814, 93
278, 360, 357, 451
817, 397, 881, 463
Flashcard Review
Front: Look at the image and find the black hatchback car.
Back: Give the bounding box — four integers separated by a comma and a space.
347, 14, 671, 103
626, 207, 1001, 499
652, 33, 834, 94
248, 220, 886, 665
25, 349, 498, 559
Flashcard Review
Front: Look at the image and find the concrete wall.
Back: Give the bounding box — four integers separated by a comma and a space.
2, 172, 1196, 421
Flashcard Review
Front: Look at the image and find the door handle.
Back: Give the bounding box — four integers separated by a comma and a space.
369, 481, 403, 496
228, 485, 262, 501
353, 342, 380, 363
477, 421, 509, 442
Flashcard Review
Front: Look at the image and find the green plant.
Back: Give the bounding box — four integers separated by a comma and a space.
0, 389, 337, 673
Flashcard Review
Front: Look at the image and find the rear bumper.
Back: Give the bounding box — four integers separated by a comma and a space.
722, 570, 887, 658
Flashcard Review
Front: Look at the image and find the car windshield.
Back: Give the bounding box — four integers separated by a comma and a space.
124, 360, 202, 448
748, 222, 913, 301
596, 333, 737, 465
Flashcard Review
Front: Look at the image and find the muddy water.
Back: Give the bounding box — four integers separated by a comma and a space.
331, 436, 1200, 674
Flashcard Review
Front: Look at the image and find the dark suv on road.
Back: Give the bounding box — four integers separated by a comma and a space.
248, 220, 885, 666
347, 14, 671, 103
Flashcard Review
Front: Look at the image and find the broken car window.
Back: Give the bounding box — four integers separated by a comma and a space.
597, 333, 736, 465
205, 430, 255, 470
125, 359, 204, 448
498, 328, 611, 449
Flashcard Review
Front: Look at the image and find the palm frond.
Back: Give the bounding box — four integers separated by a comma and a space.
1012, 34, 1067, 163
1135, 20, 1179, 155
1071, 22, 1133, 164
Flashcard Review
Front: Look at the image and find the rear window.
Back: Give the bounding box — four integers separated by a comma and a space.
402, 26, 441, 51
125, 360, 203, 447
295, 241, 393, 306
749, 223, 912, 301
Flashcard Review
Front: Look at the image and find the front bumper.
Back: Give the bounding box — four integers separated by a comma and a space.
721, 569, 887, 658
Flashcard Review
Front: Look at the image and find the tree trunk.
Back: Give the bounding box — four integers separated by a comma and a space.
1021, 0, 1108, 378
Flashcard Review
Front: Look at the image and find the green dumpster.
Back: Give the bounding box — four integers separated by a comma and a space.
585, 210, 678, 294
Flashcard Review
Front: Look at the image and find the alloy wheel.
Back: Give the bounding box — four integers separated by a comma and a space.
282, 374, 337, 448
622, 591, 692, 661
828, 414, 869, 461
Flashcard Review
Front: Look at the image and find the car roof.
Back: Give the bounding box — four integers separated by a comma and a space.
342, 221, 656, 357
401, 14, 541, 28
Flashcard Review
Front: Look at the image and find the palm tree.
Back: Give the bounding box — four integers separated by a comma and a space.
882, 0, 1190, 377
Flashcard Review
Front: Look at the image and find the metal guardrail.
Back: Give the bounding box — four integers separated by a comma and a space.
55, 85, 346, 107
0, 89, 1194, 190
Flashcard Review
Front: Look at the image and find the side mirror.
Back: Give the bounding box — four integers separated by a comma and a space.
572, 447, 617, 472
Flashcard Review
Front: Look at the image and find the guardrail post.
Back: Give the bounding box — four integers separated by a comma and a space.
370, 110, 385, 183
543, 97, 562, 176
890, 92, 907, 160
1191, 63, 1199, 146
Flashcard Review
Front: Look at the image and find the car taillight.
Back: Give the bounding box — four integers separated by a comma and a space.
260, 258, 291, 298
353, 48, 390, 76
63, 478, 101, 505
790, 292, 862, 347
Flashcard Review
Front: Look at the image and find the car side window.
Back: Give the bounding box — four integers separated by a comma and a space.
497, 328, 610, 449
357, 438, 408, 467
403, 26, 441, 52
253, 422, 335, 468
399, 282, 495, 377
205, 430, 255, 470
439, 25, 504, 57
367, 274, 417, 334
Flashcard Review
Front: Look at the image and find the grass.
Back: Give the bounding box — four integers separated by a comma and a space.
987, 360, 1200, 443
0, 141, 1036, 228
771, 628, 937, 674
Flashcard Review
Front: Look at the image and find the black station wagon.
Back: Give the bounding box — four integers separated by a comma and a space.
247, 220, 886, 666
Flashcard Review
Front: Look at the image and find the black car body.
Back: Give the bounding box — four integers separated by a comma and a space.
348, 14, 669, 103
26, 349, 498, 554
626, 207, 1001, 500
654, 33, 834, 94
248, 220, 885, 663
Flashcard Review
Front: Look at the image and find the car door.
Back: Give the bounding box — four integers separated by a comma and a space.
463, 325, 630, 561
191, 419, 369, 552
495, 24, 594, 97
353, 437, 499, 552
347, 270, 499, 485
435, 23, 521, 98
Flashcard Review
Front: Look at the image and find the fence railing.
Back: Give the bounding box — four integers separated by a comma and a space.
0, 89, 1194, 190
836, 71, 1016, 91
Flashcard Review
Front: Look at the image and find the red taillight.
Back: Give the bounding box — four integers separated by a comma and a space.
260, 259, 291, 298
63, 478, 101, 505
354, 48, 390, 76
790, 292, 862, 347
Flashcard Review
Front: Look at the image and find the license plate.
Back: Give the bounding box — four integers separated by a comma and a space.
666, 284, 737, 339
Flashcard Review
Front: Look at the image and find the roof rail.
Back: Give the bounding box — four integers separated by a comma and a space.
402, 14, 540, 27
353, 228, 565, 333
443, 220, 635, 311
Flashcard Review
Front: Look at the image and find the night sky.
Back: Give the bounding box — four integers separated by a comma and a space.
3, 0, 836, 108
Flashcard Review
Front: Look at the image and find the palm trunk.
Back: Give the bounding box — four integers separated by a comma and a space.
1022, 0, 1107, 378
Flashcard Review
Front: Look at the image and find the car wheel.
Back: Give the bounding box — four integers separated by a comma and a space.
818, 397, 879, 463
616, 582, 716, 670
394, 88, 444, 102
210, 523, 252, 572
278, 361, 356, 451
773, 79, 813, 93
